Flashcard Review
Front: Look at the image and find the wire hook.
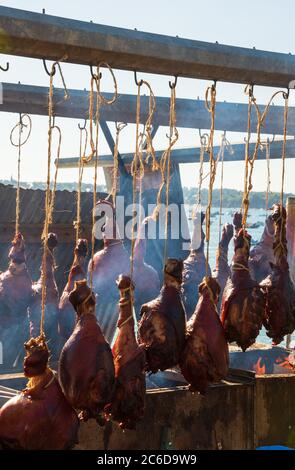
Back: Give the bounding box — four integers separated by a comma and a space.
78, 118, 87, 130
90, 65, 102, 80
0, 62, 9, 72
134, 71, 143, 87
42, 59, 56, 76
169, 76, 178, 89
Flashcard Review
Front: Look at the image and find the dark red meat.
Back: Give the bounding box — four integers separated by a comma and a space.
182, 212, 211, 319
260, 204, 295, 344
0, 336, 79, 449
59, 239, 88, 340
133, 217, 160, 316
213, 223, 234, 305
105, 275, 146, 429
249, 214, 275, 282
221, 229, 265, 351
180, 277, 229, 393
138, 259, 186, 373
0, 233, 32, 366
58, 280, 115, 423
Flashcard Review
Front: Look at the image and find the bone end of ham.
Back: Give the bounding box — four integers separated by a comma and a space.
138, 259, 186, 373
180, 276, 229, 394
0, 336, 79, 450
58, 239, 88, 340
105, 274, 146, 430
58, 280, 115, 424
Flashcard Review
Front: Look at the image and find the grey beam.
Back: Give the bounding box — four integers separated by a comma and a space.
1, 6, 295, 87
1, 82, 295, 135
56, 138, 295, 168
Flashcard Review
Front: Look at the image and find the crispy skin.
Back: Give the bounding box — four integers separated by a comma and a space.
260, 204, 295, 344
59, 240, 88, 340
213, 223, 233, 306
105, 275, 146, 429
138, 285, 186, 373
0, 377, 79, 450
221, 230, 265, 351
180, 278, 229, 394
59, 315, 115, 421
249, 215, 275, 283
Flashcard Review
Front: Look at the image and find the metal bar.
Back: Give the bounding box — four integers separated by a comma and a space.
57, 138, 295, 168
1, 6, 295, 87
1, 82, 294, 135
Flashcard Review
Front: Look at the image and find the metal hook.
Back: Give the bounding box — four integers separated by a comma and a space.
169, 76, 178, 89
134, 71, 143, 87
78, 119, 87, 131
90, 65, 102, 80
283, 88, 290, 99
42, 59, 56, 77
0, 62, 9, 72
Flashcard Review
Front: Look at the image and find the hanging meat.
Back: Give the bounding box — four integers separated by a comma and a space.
213, 223, 234, 305
0, 232, 32, 366
220, 229, 265, 351
89, 199, 129, 341
59, 239, 88, 341
180, 277, 229, 394
133, 217, 160, 317
249, 214, 275, 282
29, 233, 59, 356
105, 275, 146, 429
182, 212, 211, 319
0, 336, 79, 449
138, 258, 186, 373
233, 211, 242, 236
59, 280, 115, 424
260, 204, 295, 344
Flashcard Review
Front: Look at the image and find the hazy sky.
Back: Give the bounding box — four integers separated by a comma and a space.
0, 0, 295, 192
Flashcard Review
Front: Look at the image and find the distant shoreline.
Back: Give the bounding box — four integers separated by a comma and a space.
1, 180, 294, 210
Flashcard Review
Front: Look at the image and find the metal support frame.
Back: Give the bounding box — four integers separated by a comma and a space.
1, 83, 294, 136
1, 6, 295, 87
56, 138, 295, 169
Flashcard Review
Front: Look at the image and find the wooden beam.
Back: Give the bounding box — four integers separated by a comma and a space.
57, 138, 295, 168
1, 82, 294, 135
1, 6, 295, 87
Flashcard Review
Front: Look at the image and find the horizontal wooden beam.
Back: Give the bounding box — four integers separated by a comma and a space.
1, 82, 294, 135
57, 138, 295, 168
1, 6, 295, 87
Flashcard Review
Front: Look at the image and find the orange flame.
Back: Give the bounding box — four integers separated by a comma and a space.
253, 357, 266, 375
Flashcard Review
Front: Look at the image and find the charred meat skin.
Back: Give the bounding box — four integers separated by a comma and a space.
260, 204, 295, 344
105, 275, 146, 430
0, 233, 32, 366
221, 229, 265, 351
138, 259, 186, 373
58, 280, 115, 423
133, 217, 160, 317
180, 277, 229, 394
0, 337, 79, 450
249, 214, 275, 283
59, 239, 88, 340
182, 212, 210, 319
213, 223, 234, 305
